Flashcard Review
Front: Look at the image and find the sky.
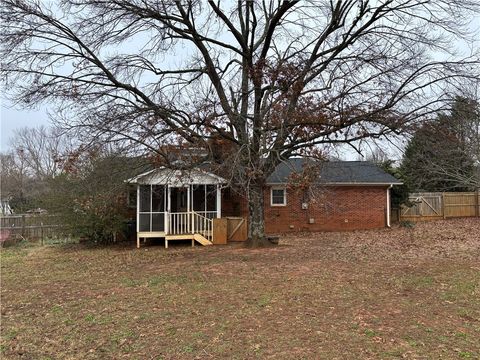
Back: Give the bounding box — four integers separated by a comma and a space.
0, 101, 50, 151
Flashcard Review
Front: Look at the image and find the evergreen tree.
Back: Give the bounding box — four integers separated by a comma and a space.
401, 97, 479, 192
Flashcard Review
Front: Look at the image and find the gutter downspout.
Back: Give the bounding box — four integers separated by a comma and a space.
387, 184, 393, 228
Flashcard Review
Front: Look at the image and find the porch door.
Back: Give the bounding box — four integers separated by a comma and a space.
168, 186, 190, 234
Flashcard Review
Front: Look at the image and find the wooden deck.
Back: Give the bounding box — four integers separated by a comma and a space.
137, 231, 165, 238
136, 232, 212, 248
136, 217, 246, 249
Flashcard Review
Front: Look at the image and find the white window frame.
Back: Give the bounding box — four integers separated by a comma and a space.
270, 186, 287, 206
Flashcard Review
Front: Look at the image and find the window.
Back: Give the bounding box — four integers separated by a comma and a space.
271, 187, 286, 206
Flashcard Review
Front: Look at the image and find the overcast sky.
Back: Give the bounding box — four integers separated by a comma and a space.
0, 100, 50, 151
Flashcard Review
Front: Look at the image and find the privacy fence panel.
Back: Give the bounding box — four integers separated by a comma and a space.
401, 192, 444, 221
400, 191, 479, 221
444, 192, 479, 218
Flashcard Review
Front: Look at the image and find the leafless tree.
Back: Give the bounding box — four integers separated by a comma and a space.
9, 126, 73, 179
0, 152, 22, 199
357, 148, 391, 164
2, 1, 480, 245
0, 126, 73, 210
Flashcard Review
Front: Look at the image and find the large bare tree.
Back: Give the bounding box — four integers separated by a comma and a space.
9, 126, 72, 179
2, 0, 479, 245
0, 126, 74, 211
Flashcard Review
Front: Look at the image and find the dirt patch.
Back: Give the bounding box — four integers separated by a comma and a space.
1, 218, 479, 359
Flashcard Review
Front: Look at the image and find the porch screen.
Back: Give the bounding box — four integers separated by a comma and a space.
191, 184, 217, 219
138, 185, 165, 232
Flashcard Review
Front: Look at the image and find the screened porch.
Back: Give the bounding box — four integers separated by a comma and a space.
127, 168, 225, 248
137, 184, 221, 233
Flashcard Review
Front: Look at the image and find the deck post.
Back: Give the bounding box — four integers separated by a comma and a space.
475, 189, 479, 217
216, 184, 221, 218
136, 235, 140, 249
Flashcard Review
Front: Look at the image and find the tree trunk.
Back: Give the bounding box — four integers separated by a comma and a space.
246, 182, 273, 247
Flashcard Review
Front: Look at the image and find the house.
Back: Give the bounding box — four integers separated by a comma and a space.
0, 199, 13, 216
127, 159, 402, 248
263, 159, 402, 233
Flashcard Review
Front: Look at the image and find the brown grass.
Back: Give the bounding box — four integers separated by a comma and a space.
1, 218, 479, 359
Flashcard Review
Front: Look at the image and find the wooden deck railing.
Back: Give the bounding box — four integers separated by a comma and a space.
168, 212, 190, 235
167, 211, 214, 240
191, 211, 213, 241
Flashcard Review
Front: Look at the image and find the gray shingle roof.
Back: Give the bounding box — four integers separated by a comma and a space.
266, 159, 402, 185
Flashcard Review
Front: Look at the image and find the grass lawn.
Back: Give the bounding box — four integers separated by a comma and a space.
1, 218, 479, 359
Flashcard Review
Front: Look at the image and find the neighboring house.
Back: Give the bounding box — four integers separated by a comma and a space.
127, 159, 402, 248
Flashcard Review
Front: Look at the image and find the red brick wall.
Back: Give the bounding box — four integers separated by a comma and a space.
264, 186, 388, 233
221, 188, 249, 218
221, 185, 388, 233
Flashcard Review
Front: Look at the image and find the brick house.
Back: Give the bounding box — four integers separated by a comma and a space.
260, 159, 401, 233
127, 159, 401, 247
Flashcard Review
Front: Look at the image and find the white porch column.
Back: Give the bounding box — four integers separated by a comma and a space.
216, 184, 221, 218
187, 185, 191, 233
166, 185, 171, 234
136, 185, 140, 249
136, 185, 140, 233
149, 184, 153, 232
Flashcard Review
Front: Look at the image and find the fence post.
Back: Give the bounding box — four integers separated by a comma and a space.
21, 214, 26, 238
476, 190, 479, 218
442, 193, 446, 219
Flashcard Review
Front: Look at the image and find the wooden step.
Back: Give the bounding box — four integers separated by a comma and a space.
193, 233, 213, 246
164, 233, 213, 247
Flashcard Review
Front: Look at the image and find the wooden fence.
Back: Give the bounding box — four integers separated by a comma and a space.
444, 192, 479, 218
400, 191, 480, 222
0, 214, 63, 244
225, 217, 248, 242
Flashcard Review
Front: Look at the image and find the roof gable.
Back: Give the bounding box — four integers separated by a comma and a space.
127, 168, 225, 186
